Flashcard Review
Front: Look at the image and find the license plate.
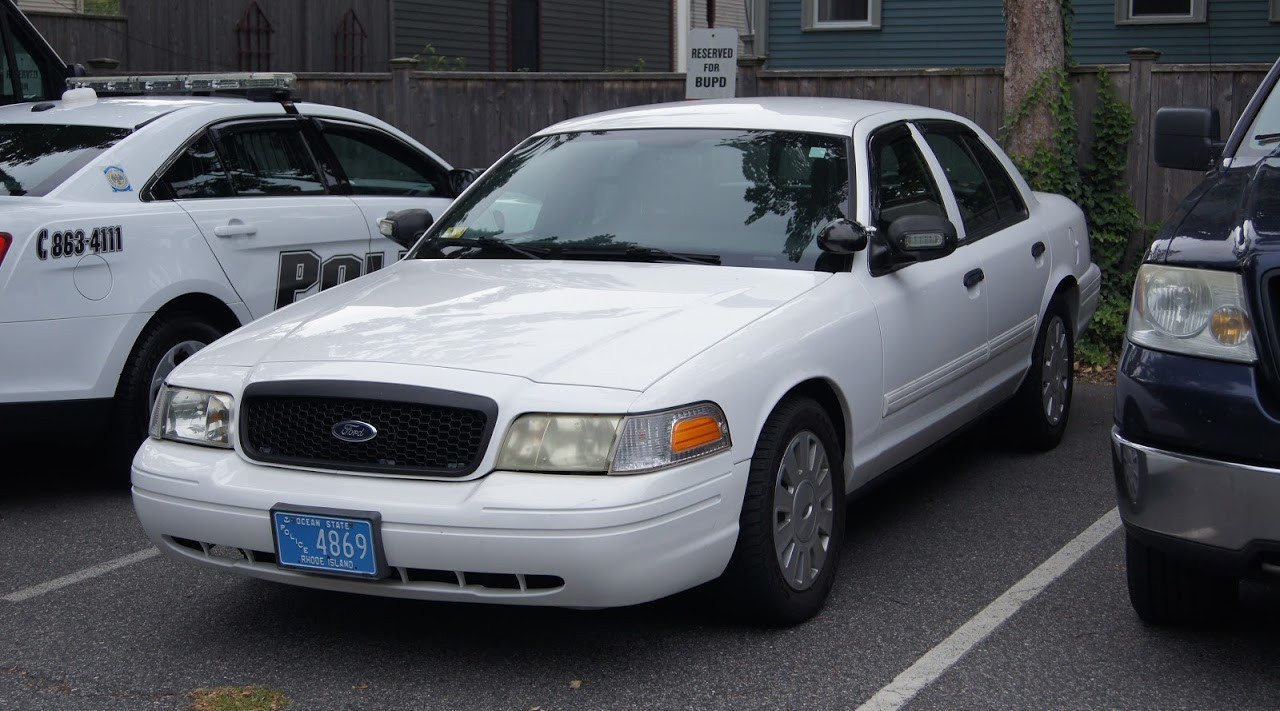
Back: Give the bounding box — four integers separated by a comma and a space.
270, 505, 386, 579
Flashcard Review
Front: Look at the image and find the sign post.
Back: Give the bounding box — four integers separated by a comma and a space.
685, 28, 737, 100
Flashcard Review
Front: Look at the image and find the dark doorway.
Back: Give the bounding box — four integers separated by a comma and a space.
509, 0, 540, 71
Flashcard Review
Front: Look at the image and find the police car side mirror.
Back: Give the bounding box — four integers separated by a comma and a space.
887, 214, 957, 261
447, 168, 483, 198
378, 209, 434, 249
817, 219, 868, 254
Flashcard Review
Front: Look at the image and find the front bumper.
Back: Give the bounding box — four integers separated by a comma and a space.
132, 438, 748, 608
1112, 430, 1280, 576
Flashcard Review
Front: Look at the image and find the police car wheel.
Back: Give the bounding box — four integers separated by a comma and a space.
111, 312, 224, 474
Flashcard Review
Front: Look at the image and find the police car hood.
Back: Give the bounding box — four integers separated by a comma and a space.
198, 259, 829, 391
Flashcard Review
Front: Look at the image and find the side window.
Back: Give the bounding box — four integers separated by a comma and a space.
0, 25, 53, 102
870, 124, 945, 235
155, 134, 234, 200
212, 122, 326, 196
317, 120, 449, 197
921, 123, 1028, 240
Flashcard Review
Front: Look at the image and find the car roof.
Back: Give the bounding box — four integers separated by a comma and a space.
537, 97, 954, 137
0, 95, 263, 128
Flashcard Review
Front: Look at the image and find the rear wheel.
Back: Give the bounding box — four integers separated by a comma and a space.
111, 312, 224, 475
1010, 298, 1073, 450
721, 397, 845, 625
1125, 530, 1238, 625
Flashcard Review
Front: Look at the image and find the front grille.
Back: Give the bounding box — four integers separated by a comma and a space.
240, 381, 497, 477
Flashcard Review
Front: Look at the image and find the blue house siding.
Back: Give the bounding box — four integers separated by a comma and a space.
1072, 0, 1280, 64
767, 0, 1008, 69
766, 0, 1280, 69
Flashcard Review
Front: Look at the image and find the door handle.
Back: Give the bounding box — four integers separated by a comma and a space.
213, 220, 257, 238
963, 268, 985, 288
1032, 241, 1046, 258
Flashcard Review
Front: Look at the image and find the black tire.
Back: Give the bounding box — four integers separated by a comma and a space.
1125, 530, 1237, 625
1010, 298, 1074, 451
111, 311, 224, 475
721, 397, 846, 625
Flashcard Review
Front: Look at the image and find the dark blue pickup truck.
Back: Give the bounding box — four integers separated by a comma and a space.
1114, 57, 1280, 624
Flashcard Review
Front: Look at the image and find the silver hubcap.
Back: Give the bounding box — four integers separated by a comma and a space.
1040, 316, 1070, 426
773, 431, 835, 591
148, 339, 206, 410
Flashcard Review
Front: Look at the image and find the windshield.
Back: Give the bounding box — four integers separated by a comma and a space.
1239, 78, 1280, 161
0, 124, 130, 196
417, 128, 851, 270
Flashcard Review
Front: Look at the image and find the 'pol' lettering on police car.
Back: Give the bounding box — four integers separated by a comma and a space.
36, 226, 124, 261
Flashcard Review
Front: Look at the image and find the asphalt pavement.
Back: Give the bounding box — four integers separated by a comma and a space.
3, 382, 1279, 710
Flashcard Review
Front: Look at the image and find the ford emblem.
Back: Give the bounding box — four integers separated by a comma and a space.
332, 420, 378, 443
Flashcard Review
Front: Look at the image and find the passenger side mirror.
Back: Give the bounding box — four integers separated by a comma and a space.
378, 208, 434, 249
817, 219, 868, 254
1154, 106, 1222, 171
447, 168, 483, 198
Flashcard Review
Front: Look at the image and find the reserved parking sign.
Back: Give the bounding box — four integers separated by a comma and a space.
686, 28, 737, 99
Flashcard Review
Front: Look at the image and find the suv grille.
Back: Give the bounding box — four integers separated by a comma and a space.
240, 381, 497, 477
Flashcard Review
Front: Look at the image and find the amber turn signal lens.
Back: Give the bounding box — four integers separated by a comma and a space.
671, 416, 723, 453
1210, 306, 1250, 346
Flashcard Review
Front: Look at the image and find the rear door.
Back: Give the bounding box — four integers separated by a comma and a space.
158, 118, 371, 318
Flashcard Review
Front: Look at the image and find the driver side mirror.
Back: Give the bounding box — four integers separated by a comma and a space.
872, 214, 958, 275
447, 168, 483, 198
817, 219, 869, 254
378, 208, 434, 249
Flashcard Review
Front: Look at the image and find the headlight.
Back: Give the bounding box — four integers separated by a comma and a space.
495, 402, 731, 475
1127, 265, 1256, 363
149, 385, 235, 448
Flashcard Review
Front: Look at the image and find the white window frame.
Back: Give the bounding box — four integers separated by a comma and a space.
1115, 0, 1206, 25
801, 0, 881, 31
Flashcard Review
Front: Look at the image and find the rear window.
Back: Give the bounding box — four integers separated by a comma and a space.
0, 124, 131, 196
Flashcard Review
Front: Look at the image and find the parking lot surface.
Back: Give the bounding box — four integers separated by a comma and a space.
4, 383, 1279, 710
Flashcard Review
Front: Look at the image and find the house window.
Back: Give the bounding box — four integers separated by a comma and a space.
1115, 0, 1206, 24
801, 0, 881, 31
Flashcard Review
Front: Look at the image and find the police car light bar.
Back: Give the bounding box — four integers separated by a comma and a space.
66, 72, 296, 96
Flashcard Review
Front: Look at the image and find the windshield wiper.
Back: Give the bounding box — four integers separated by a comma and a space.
1255, 132, 1280, 145
550, 244, 720, 265
422, 236, 547, 260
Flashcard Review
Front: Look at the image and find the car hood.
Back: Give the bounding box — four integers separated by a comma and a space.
196, 259, 832, 391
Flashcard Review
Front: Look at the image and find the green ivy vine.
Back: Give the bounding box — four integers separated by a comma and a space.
1001, 0, 1143, 366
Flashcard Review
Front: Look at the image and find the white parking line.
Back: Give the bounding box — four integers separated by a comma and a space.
2, 548, 159, 603
855, 507, 1121, 711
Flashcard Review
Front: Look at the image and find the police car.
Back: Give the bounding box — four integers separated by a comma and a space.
0, 73, 471, 467
133, 97, 1100, 623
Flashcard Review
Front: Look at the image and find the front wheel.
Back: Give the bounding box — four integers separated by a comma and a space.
1010, 300, 1073, 450
111, 312, 225, 475
721, 397, 845, 625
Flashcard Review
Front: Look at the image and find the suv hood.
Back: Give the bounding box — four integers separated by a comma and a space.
196, 259, 831, 391
1150, 161, 1280, 268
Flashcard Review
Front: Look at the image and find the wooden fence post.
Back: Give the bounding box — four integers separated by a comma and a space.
1126, 47, 1161, 226
388, 56, 418, 134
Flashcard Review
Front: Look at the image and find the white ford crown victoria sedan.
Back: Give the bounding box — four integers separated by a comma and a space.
132, 97, 1100, 624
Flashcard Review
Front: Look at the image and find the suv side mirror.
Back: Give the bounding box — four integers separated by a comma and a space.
1154, 106, 1222, 171
447, 168, 483, 197
378, 208, 434, 249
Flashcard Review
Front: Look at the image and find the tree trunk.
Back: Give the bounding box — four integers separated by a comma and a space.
1003, 0, 1065, 158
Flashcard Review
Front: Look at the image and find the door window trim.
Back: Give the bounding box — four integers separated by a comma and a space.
914, 120, 1029, 243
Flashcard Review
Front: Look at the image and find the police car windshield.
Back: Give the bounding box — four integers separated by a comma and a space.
0, 124, 130, 196
421, 128, 851, 271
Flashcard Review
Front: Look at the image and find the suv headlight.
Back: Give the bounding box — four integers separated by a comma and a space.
149, 385, 235, 448
496, 402, 731, 475
1127, 265, 1256, 363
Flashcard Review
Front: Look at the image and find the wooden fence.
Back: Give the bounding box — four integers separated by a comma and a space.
294, 53, 1268, 227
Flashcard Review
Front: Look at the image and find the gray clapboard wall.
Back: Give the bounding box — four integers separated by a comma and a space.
392, 0, 672, 73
